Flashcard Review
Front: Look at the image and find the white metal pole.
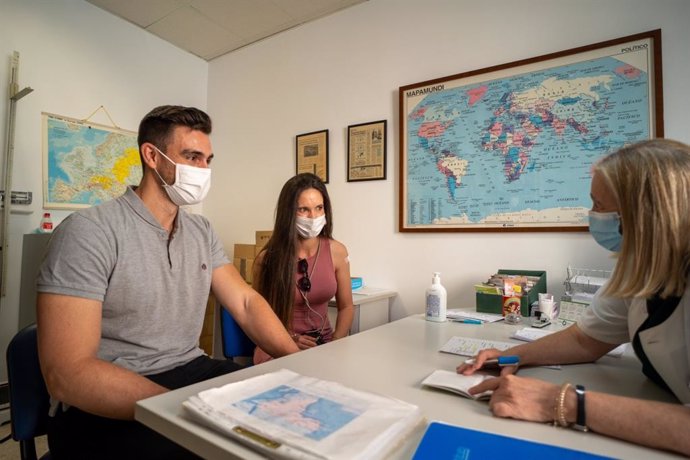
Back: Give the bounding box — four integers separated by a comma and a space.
1, 51, 33, 300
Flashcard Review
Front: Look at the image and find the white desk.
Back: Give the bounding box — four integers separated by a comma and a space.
327, 287, 396, 334
136, 315, 681, 459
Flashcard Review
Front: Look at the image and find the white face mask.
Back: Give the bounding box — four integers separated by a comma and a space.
296, 215, 326, 239
152, 146, 211, 206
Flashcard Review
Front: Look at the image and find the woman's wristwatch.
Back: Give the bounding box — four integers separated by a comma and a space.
573, 384, 588, 432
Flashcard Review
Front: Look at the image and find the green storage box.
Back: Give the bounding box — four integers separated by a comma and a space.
475, 269, 547, 317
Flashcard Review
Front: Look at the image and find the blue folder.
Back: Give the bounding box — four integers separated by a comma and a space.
413, 422, 613, 460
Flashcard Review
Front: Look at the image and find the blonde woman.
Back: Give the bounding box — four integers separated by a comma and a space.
458, 139, 690, 456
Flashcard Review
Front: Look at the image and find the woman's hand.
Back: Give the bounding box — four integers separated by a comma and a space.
470, 375, 560, 423
456, 348, 519, 377
292, 333, 318, 350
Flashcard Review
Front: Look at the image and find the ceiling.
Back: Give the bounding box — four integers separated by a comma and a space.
86, 0, 367, 61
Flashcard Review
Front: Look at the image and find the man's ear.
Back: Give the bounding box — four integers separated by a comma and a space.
140, 143, 158, 168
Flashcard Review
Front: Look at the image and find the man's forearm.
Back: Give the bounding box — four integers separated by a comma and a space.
45, 358, 168, 420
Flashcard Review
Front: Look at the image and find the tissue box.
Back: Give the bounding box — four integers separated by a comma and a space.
475, 269, 547, 317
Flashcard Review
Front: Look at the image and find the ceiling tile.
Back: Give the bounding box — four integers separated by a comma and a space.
275, 0, 364, 21
147, 6, 244, 60
86, 0, 368, 60
87, 0, 191, 28
191, 0, 291, 39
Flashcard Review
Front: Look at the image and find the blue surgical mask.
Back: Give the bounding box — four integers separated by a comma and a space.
588, 211, 622, 252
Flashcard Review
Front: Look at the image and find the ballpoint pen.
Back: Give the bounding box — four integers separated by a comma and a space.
464, 355, 520, 368
461, 319, 482, 324
448, 318, 483, 324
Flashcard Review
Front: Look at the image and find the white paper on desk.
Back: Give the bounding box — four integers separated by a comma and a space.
510, 328, 628, 357
182, 369, 422, 460
439, 336, 514, 357
422, 370, 495, 400
446, 310, 505, 323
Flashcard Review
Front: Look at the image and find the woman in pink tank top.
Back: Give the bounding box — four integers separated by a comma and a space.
252, 173, 354, 364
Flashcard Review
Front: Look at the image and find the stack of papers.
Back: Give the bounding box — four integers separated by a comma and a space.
183, 369, 423, 460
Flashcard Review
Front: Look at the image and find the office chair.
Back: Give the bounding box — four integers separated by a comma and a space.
6, 324, 51, 460
220, 307, 255, 366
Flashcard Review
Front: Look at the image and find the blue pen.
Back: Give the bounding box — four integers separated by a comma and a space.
464, 355, 520, 368
461, 319, 482, 324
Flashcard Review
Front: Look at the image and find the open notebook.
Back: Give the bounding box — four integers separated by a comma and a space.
421, 370, 495, 400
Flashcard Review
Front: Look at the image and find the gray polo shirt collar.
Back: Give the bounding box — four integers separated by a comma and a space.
122, 186, 180, 237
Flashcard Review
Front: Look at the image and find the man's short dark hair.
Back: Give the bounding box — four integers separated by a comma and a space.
137, 105, 212, 151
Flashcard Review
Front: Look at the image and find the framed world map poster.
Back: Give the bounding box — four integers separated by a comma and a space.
42, 113, 141, 209
398, 30, 662, 232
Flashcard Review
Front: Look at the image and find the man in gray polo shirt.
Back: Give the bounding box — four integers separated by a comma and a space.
36, 105, 299, 459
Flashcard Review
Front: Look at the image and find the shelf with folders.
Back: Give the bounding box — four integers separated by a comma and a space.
562, 266, 612, 304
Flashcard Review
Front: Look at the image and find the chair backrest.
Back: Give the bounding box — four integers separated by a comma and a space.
6, 323, 51, 460
220, 307, 255, 364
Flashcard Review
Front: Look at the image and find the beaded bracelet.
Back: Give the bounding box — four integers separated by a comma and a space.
554, 382, 572, 428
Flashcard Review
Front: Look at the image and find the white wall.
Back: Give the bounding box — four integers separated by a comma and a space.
205, 0, 690, 320
2, 0, 689, 384
0, 0, 208, 382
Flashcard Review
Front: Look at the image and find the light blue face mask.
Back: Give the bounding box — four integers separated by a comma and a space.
588, 211, 622, 252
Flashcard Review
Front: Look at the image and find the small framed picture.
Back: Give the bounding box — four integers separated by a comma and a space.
347, 120, 387, 182
295, 129, 329, 183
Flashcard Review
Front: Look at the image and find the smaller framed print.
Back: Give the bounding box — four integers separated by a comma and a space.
296, 129, 329, 183
347, 120, 387, 182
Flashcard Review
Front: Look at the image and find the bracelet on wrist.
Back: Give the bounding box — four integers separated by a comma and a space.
554, 382, 572, 428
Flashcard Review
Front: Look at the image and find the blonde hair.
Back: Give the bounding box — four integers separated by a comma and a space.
594, 139, 690, 299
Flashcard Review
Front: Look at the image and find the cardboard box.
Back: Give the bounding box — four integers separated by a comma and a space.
255, 230, 272, 248
233, 244, 256, 259
233, 257, 254, 284
475, 269, 547, 317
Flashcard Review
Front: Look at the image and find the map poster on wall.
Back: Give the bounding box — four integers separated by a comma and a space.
398, 30, 662, 232
42, 113, 142, 209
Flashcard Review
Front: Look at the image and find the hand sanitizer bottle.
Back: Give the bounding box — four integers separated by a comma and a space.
425, 272, 447, 322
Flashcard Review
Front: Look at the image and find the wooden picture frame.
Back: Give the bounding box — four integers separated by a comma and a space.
347, 120, 387, 182
296, 129, 329, 183
399, 30, 663, 232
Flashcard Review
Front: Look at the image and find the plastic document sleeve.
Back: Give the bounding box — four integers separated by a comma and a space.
182, 369, 423, 460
